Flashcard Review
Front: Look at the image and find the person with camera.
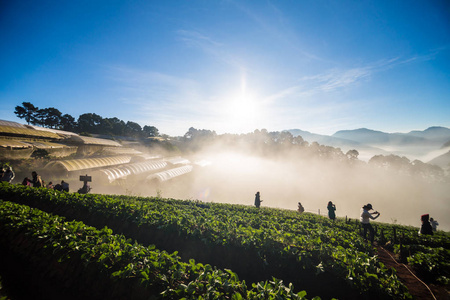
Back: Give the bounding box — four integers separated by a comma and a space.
327, 201, 336, 220
360, 203, 380, 244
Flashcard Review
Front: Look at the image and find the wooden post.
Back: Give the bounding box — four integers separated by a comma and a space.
393, 227, 397, 244
380, 229, 385, 245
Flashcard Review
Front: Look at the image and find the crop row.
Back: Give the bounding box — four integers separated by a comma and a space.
371, 222, 450, 285
0, 183, 411, 299
0, 200, 317, 300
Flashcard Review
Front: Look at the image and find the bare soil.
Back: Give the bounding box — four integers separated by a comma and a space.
376, 246, 449, 300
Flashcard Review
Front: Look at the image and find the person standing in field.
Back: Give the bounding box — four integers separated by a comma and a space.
2, 167, 15, 183
61, 180, 69, 192
254, 191, 262, 208
360, 203, 380, 244
419, 214, 433, 235
31, 171, 43, 187
430, 217, 439, 232
327, 201, 336, 220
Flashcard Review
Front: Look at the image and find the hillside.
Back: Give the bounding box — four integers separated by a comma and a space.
286, 129, 389, 161
332, 128, 430, 145
428, 150, 450, 169
406, 126, 450, 143
1, 183, 448, 299
288, 126, 450, 163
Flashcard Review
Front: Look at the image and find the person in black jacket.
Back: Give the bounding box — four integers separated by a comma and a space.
2, 167, 15, 183
31, 171, 43, 187
327, 201, 336, 220
254, 191, 262, 208
419, 214, 433, 235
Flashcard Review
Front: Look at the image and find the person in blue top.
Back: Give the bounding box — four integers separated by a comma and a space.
327, 201, 336, 220
430, 217, 439, 232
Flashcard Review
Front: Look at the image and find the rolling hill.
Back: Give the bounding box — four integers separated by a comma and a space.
287, 126, 450, 166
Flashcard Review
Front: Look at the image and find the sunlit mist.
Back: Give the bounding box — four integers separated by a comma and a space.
92, 141, 450, 232
217, 71, 267, 134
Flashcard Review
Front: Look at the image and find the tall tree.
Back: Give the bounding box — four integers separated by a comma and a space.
278, 131, 294, 145
143, 125, 159, 137
33, 108, 47, 126
125, 121, 142, 137
33, 107, 62, 128
346, 149, 359, 160
14, 102, 38, 125
77, 113, 103, 133
42, 107, 62, 128
60, 114, 76, 131
98, 118, 114, 135
105, 117, 126, 136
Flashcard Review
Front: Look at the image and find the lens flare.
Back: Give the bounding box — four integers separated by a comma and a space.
197, 187, 211, 201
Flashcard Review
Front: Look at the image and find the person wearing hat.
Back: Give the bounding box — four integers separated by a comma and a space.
360, 203, 380, 244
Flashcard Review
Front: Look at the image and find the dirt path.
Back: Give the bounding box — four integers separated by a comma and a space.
376, 246, 449, 300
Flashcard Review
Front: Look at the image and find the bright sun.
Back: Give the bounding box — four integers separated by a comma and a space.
223, 92, 261, 133
217, 71, 266, 134
230, 95, 256, 121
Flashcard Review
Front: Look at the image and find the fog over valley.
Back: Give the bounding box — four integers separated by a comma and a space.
91, 128, 450, 232
157, 151, 449, 232
2, 118, 449, 232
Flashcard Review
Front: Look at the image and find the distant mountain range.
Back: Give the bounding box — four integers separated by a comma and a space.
333, 126, 450, 146
286, 126, 450, 168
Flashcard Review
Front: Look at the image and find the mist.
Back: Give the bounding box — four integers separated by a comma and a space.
91, 141, 450, 232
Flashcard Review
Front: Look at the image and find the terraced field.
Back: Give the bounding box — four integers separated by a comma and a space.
0, 182, 448, 299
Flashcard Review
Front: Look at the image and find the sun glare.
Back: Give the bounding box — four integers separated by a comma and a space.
222, 92, 260, 133
231, 95, 256, 121
217, 71, 267, 134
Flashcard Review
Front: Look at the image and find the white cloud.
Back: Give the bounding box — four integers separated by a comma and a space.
105, 66, 218, 127
176, 29, 223, 48
176, 29, 255, 73
263, 51, 436, 105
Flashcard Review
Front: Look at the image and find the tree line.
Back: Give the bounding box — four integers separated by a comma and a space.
12, 102, 448, 181
14, 102, 159, 138
181, 127, 448, 181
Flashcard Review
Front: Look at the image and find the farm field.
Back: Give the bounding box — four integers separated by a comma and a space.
0, 182, 449, 299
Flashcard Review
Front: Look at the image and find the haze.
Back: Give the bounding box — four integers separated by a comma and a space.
91, 142, 450, 232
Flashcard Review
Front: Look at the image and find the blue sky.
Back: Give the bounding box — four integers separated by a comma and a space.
1, 0, 449, 136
